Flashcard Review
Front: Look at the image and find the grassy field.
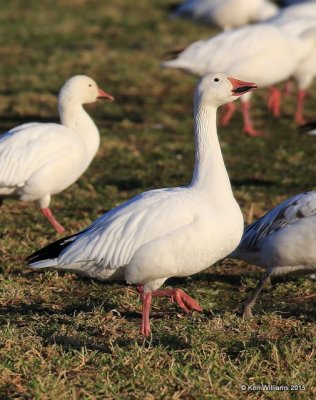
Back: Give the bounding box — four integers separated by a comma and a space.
0, 0, 315, 398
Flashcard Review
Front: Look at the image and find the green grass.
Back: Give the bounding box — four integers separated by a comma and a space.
0, 0, 315, 398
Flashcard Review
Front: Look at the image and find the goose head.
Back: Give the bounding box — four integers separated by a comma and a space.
194, 73, 257, 108
59, 75, 114, 105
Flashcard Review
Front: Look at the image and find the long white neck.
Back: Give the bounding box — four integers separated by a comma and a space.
58, 97, 100, 162
190, 101, 234, 200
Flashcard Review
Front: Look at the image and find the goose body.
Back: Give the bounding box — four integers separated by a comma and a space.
230, 191, 316, 318
0, 75, 113, 232
27, 73, 257, 336
162, 24, 314, 135
173, 0, 278, 30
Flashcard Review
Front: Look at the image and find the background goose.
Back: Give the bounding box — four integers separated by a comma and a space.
0, 75, 113, 233
162, 23, 315, 136
27, 73, 257, 336
230, 191, 316, 318
172, 0, 278, 30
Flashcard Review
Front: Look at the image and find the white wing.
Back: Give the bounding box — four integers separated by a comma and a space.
205, 25, 291, 75
163, 24, 308, 85
163, 25, 284, 74
0, 123, 78, 188
30, 187, 197, 272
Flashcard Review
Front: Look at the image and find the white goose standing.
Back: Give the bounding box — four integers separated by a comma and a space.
162, 23, 316, 136
27, 73, 257, 336
230, 191, 316, 318
0, 75, 114, 232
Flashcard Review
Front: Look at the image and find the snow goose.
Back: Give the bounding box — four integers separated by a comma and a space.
26, 73, 257, 336
162, 23, 316, 136
0, 75, 113, 233
172, 0, 278, 30
230, 192, 316, 318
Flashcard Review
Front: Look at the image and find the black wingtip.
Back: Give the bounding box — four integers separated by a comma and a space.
299, 121, 316, 135
26, 231, 79, 265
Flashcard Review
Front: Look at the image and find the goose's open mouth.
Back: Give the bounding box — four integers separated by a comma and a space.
228, 77, 257, 96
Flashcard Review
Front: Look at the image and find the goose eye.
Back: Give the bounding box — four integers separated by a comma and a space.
214, 78, 219, 82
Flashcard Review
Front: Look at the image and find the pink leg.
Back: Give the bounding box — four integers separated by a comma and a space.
295, 89, 306, 125
268, 87, 281, 118
241, 101, 263, 137
41, 208, 65, 233
140, 292, 152, 336
136, 286, 202, 336
220, 102, 236, 126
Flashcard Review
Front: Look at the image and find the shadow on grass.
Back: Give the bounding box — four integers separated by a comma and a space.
47, 333, 193, 353
153, 334, 191, 350
109, 334, 191, 351
261, 303, 316, 323
231, 296, 316, 324
0, 300, 203, 351
168, 272, 243, 287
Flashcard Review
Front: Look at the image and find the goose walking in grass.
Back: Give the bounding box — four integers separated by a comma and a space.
230, 192, 316, 319
162, 23, 316, 136
0, 75, 114, 233
172, 0, 278, 30
26, 73, 257, 336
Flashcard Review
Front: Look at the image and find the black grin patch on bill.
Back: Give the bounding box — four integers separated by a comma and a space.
232, 86, 254, 94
